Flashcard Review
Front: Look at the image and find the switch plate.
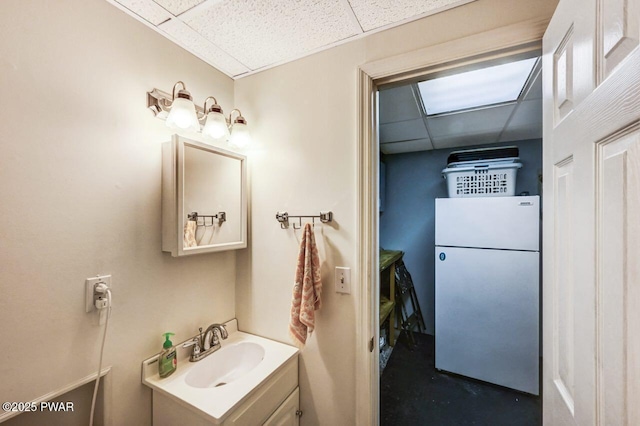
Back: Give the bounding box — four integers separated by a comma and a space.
335, 267, 351, 294
85, 275, 111, 313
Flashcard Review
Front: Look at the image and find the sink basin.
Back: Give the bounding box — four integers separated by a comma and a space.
185, 342, 265, 388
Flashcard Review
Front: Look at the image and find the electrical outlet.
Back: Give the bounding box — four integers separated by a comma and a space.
85, 275, 111, 313
335, 267, 351, 294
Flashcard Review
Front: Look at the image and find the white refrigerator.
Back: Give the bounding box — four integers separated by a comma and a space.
435, 196, 540, 395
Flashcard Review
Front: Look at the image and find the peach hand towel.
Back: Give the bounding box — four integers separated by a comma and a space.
184, 220, 198, 248
289, 223, 323, 348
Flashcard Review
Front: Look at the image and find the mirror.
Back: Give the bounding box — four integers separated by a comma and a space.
162, 135, 247, 256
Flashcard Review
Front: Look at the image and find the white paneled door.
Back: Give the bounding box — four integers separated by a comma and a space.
542, 0, 640, 424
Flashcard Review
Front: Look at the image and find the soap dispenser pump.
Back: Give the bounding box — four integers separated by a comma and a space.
159, 332, 177, 378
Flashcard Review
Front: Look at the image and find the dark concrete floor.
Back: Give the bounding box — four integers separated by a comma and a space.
380, 333, 541, 426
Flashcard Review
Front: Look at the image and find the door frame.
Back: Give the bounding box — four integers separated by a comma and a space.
356, 17, 551, 425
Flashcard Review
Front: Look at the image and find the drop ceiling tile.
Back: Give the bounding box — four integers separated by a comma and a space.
153, 0, 204, 16
114, 0, 172, 25
427, 104, 515, 139
499, 99, 542, 142
379, 86, 422, 124
381, 138, 433, 154
508, 99, 542, 129
348, 0, 471, 31
432, 133, 502, 150
380, 119, 429, 143
183, 0, 360, 70
159, 18, 250, 77
523, 68, 542, 100
498, 127, 542, 142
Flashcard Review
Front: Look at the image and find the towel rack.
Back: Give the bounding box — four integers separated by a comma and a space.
275, 211, 333, 229
188, 211, 226, 227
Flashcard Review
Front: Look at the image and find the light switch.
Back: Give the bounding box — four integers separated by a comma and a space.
335, 267, 351, 294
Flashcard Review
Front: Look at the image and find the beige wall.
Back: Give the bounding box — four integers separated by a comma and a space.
0, 0, 558, 425
234, 1, 557, 425
0, 1, 235, 425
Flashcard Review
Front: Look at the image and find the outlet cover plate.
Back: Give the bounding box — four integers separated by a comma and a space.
85, 275, 111, 312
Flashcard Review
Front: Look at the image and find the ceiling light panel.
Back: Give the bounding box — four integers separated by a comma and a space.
183, 0, 360, 70
418, 57, 537, 115
115, 0, 173, 25
159, 19, 250, 77
348, 0, 471, 31
153, 0, 204, 16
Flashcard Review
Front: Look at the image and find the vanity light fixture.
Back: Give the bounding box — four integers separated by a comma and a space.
147, 82, 251, 148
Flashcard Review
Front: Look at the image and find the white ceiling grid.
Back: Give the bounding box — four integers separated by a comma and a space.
153, 0, 204, 16
109, 0, 472, 78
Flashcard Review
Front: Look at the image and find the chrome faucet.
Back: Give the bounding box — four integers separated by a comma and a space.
182, 324, 228, 362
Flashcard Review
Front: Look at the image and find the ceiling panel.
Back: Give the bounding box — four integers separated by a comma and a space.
507, 99, 542, 129
381, 138, 433, 154
182, 0, 360, 70
107, 0, 477, 78
380, 119, 429, 143
348, 0, 469, 31
115, 0, 172, 25
499, 99, 542, 142
427, 104, 515, 138
158, 18, 250, 76
523, 69, 542, 100
153, 0, 204, 16
379, 86, 422, 124
431, 133, 503, 150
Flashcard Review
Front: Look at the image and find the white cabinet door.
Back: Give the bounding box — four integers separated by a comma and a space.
543, 0, 640, 423
263, 388, 299, 426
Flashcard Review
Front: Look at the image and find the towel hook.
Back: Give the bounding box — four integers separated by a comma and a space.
275, 211, 332, 230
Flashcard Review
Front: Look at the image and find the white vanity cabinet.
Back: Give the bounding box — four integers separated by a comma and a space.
216, 356, 299, 426
263, 387, 300, 426
150, 354, 299, 426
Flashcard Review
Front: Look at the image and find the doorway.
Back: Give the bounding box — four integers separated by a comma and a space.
376, 53, 543, 425
354, 21, 549, 426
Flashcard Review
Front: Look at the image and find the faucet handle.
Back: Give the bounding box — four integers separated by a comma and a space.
182, 338, 201, 357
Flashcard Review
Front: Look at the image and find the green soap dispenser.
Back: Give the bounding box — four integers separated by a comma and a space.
158, 332, 177, 378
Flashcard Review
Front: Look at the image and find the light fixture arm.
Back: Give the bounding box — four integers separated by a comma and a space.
162, 81, 188, 109
229, 109, 247, 125
201, 96, 223, 121
171, 81, 186, 101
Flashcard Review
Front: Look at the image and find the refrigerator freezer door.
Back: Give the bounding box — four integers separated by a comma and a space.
435, 196, 539, 251
435, 246, 539, 395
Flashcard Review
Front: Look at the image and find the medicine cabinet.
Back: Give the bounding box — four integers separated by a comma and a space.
162, 135, 247, 256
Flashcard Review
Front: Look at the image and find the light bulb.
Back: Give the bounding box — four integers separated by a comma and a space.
202, 110, 230, 140
165, 97, 199, 132
228, 121, 251, 149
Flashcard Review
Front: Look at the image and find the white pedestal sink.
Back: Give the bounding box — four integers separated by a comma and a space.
142, 319, 299, 425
